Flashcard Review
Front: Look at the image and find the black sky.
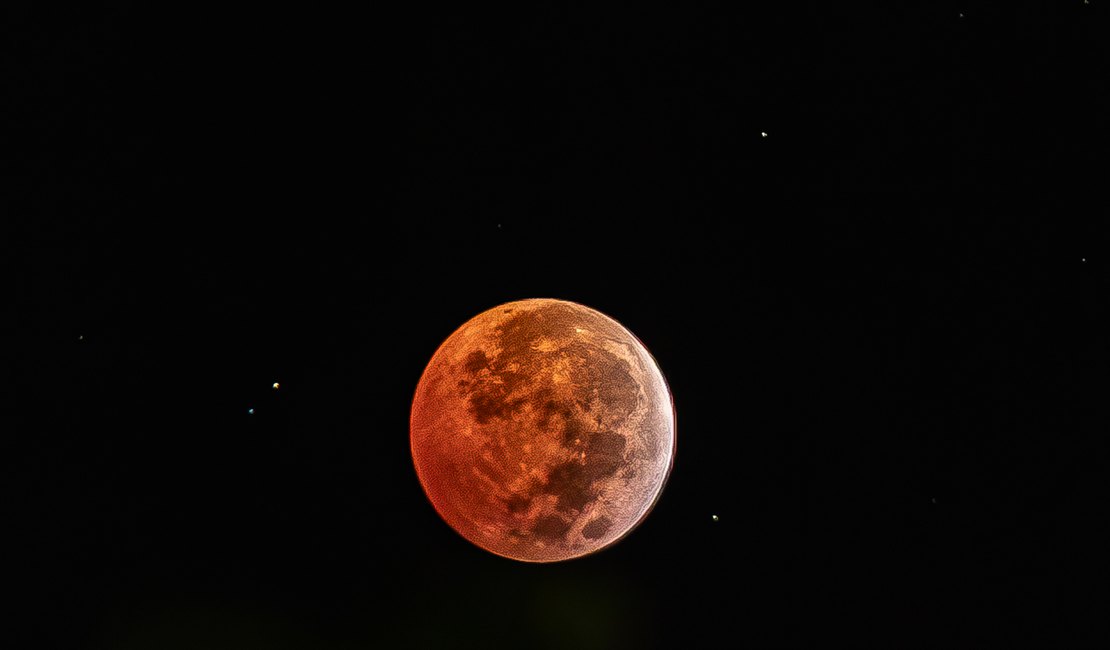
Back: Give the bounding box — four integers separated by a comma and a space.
6, 3, 1109, 648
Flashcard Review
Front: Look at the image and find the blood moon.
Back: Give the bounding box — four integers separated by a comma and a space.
410, 299, 675, 562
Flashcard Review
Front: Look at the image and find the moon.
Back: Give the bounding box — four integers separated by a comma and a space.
410, 299, 676, 562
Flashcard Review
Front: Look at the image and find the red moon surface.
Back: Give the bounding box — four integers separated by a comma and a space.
410, 299, 676, 562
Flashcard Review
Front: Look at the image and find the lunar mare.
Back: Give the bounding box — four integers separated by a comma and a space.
410, 299, 675, 562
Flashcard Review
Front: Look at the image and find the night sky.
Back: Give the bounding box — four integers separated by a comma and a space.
7, 3, 1109, 648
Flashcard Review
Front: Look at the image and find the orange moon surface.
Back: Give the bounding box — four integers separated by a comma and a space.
410, 299, 676, 562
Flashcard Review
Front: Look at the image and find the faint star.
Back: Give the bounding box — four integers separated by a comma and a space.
248, 408, 255, 415
78, 335, 84, 340
931, 497, 937, 504
1081, 258, 1087, 262
959, 12, 964, 18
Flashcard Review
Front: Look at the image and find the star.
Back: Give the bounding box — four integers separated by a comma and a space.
760, 131, 768, 138
248, 408, 255, 415
711, 514, 720, 522
78, 335, 84, 341
1081, 258, 1087, 262
272, 382, 280, 390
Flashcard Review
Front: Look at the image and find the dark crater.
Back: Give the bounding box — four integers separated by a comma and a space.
582, 516, 613, 540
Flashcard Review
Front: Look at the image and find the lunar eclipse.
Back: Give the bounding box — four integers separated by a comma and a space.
410, 299, 675, 562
